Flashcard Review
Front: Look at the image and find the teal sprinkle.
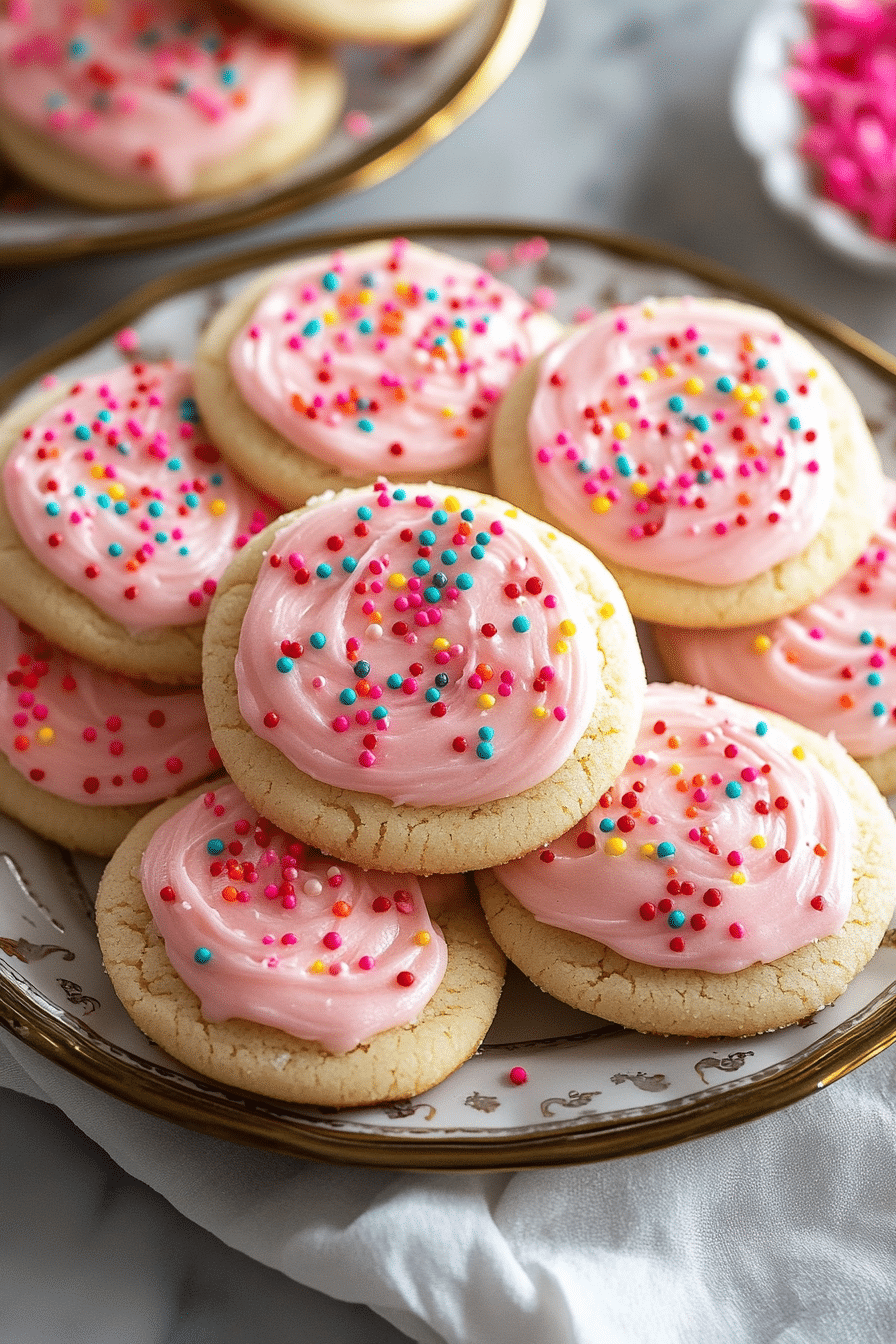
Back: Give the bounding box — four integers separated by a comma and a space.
788, 416, 801, 430
97, 409, 112, 422
756, 721, 768, 736
860, 630, 873, 645
476, 742, 493, 760
873, 702, 887, 717
479, 726, 494, 741
424, 587, 440, 603
431, 510, 448, 525
46, 93, 65, 109
599, 818, 614, 832
97, 495, 110, 509
220, 67, 236, 85
692, 414, 709, 432
178, 546, 189, 556
716, 376, 734, 393
154, 533, 167, 544
656, 841, 676, 859
357, 419, 374, 433
353, 661, 370, 676
426, 288, 439, 300
616, 456, 633, 477
387, 674, 402, 689
475, 532, 491, 546
310, 632, 326, 649
868, 672, 882, 686
358, 319, 373, 334
302, 319, 321, 337
774, 389, 789, 403
113, 500, 129, 515
148, 501, 163, 517
393, 488, 406, 501
211, 474, 222, 486
74, 484, 86, 497
419, 529, 437, 545
322, 271, 340, 291
316, 563, 332, 578
167, 458, 181, 471
697, 470, 712, 485
453, 318, 467, 328
45, 501, 59, 516
357, 506, 372, 521
756, 357, 769, 369
471, 546, 485, 560
457, 573, 473, 590
668, 910, 686, 929
206, 838, 224, 855
413, 559, 431, 576
667, 395, 684, 413
434, 336, 447, 346
725, 781, 742, 798
577, 460, 592, 473
360, 273, 376, 287
512, 615, 531, 633
108, 543, 122, 557
179, 398, 199, 422
117, 444, 131, 456
339, 689, 357, 705
68, 39, 88, 57
342, 557, 357, 573
372, 705, 388, 720
193, 948, 212, 965
461, 509, 475, 522
276, 657, 294, 673
185, 493, 198, 508
74, 425, 91, 440
440, 549, 457, 565
425, 688, 440, 703
698, 344, 709, 355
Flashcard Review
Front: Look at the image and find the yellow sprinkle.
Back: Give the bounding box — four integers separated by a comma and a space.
613, 421, 630, 439
640, 843, 656, 857
449, 329, 465, 352
751, 835, 766, 849
753, 634, 772, 654
751, 385, 767, 401
600, 602, 615, 618
369, 611, 382, 624
640, 368, 658, 382
808, 368, 818, 379
669, 762, 683, 775
503, 507, 518, 518
684, 376, 704, 394
733, 385, 750, 402
731, 872, 747, 885
209, 499, 226, 516
443, 495, 460, 512
107, 482, 125, 500
394, 282, 408, 296
591, 496, 612, 514
631, 480, 649, 497
555, 639, 569, 655
559, 619, 577, 637
743, 402, 760, 418
533, 706, 548, 719
440, 406, 454, 418
414, 931, 431, 946
432, 637, 450, 651
478, 693, 495, 709
387, 573, 406, 589
605, 837, 627, 856
323, 310, 338, 326
663, 363, 677, 377
358, 289, 372, 305
91, 464, 105, 478
310, 960, 325, 974
36, 727, 54, 744
792, 744, 806, 760
642, 304, 655, 318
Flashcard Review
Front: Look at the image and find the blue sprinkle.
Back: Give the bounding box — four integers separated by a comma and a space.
577, 460, 592, 473
476, 742, 493, 760
453, 318, 467, 328
302, 319, 321, 337
322, 271, 340, 291
108, 543, 122, 557
512, 615, 531, 633
788, 416, 801, 430
185, 492, 198, 508
697, 470, 712, 485
756, 721, 768, 736
667, 395, 684, 413
276, 657, 294, 673
166, 458, 181, 470
599, 818, 614, 833
419, 530, 437, 545
461, 509, 475, 522
725, 781, 742, 798
339, 689, 357, 706
457, 573, 473, 590
310, 632, 326, 649
358, 319, 373, 334
440, 549, 457, 565
774, 389, 789, 403
372, 705, 388, 720
154, 533, 167, 544
341, 557, 357, 573
179, 398, 199, 422
206, 839, 224, 855
692, 414, 709, 432
387, 673, 402, 689
357, 419, 374, 433
353, 661, 370, 677
45, 501, 60, 516
716, 376, 734, 393
860, 630, 873, 645
393, 488, 406, 501
413, 559, 431, 576
873, 702, 887, 717
471, 546, 485, 560
756, 357, 769, 369
74, 425, 91, 440
97, 495, 110, 509
431, 510, 448, 525
68, 39, 88, 57
656, 841, 676, 858
178, 546, 189, 556
193, 947, 212, 965
667, 910, 686, 929
425, 688, 440, 703
616, 456, 633, 477
117, 444, 131, 456
478, 726, 494, 741
357, 506, 372, 521
475, 532, 491, 545
426, 288, 439, 300
97, 409, 112, 422
424, 587, 440, 603
74, 484, 86, 497
868, 672, 882, 686
148, 500, 163, 517
698, 344, 709, 355
211, 474, 222, 486
316, 563, 332, 578
220, 67, 236, 85
113, 500, 129, 515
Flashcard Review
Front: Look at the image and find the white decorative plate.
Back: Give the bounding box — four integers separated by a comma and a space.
1, 222, 895, 1169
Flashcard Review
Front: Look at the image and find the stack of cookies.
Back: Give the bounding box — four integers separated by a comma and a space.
5, 239, 893, 1109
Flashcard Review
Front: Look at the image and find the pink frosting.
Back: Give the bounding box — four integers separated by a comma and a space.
142, 781, 450, 1054
0, 0, 298, 198
0, 600, 218, 805
229, 239, 556, 477
235, 482, 606, 807
656, 480, 896, 761
527, 297, 836, 585
494, 683, 854, 973
3, 363, 275, 633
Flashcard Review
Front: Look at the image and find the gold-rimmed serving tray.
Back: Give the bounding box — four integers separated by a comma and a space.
1, 220, 895, 1170
0, 0, 543, 266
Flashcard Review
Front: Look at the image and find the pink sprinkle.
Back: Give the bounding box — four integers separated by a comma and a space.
344, 110, 372, 138
553, 706, 567, 721
359, 750, 376, 767
729, 923, 745, 940
359, 956, 375, 971
115, 328, 139, 353
323, 931, 342, 950
333, 716, 350, 732
262, 935, 275, 945
509, 1067, 528, 1086
530, 285, 556, 311
809, 627, 824, 639
281, 933, 297, 946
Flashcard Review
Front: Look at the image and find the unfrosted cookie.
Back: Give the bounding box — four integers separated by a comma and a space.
194, 239, 561, 508
0, 1, 344, 210
654, 478, 896, 795
0, 363, 278, 685
96, 780, 506, 1107
235, 0, 479, 46
202, 480, 645, 874
477, 682, 896, 1038
490, 296, 884, 627
0, 601, 220, 856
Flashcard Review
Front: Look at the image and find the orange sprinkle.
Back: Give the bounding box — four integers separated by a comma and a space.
839, 694, 854, 709
676, 779, 689, 793
785, 651, 799, 664
685, 806, 698, 818
814, 843, 828, 857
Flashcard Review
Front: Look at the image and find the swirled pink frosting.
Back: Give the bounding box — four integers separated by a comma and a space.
229, 239, 556, 476
235, 482, 607, 807
656, 480, 896, 760
142, 781, 450, 1053
494, 683, 854, 973
0, 0, 298, 198
527, 297, 836, 584
3, 363, 275, 633
0, 600, 218, 805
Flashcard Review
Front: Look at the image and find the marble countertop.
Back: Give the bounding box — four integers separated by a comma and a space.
2, 2, 894, 1341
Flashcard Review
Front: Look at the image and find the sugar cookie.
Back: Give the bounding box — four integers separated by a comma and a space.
235, 0, 480, 47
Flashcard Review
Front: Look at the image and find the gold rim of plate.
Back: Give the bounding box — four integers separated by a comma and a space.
0, 0, 544, 266
0, 219, 895, 1170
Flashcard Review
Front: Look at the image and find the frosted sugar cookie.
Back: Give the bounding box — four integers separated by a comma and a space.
194, 238, 561, 507
0, 1, 344, 210
654, 478, 896, 794
0, 363, 278, 685
96, 780, 506, 1106
202, 481, 645, 873
491, 296, 884, 627
234, 0, 479, 47
0, 602, 219, 855
477, 682, 896, 1038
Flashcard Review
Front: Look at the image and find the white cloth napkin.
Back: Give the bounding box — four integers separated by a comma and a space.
3, 1032, 895, 1344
